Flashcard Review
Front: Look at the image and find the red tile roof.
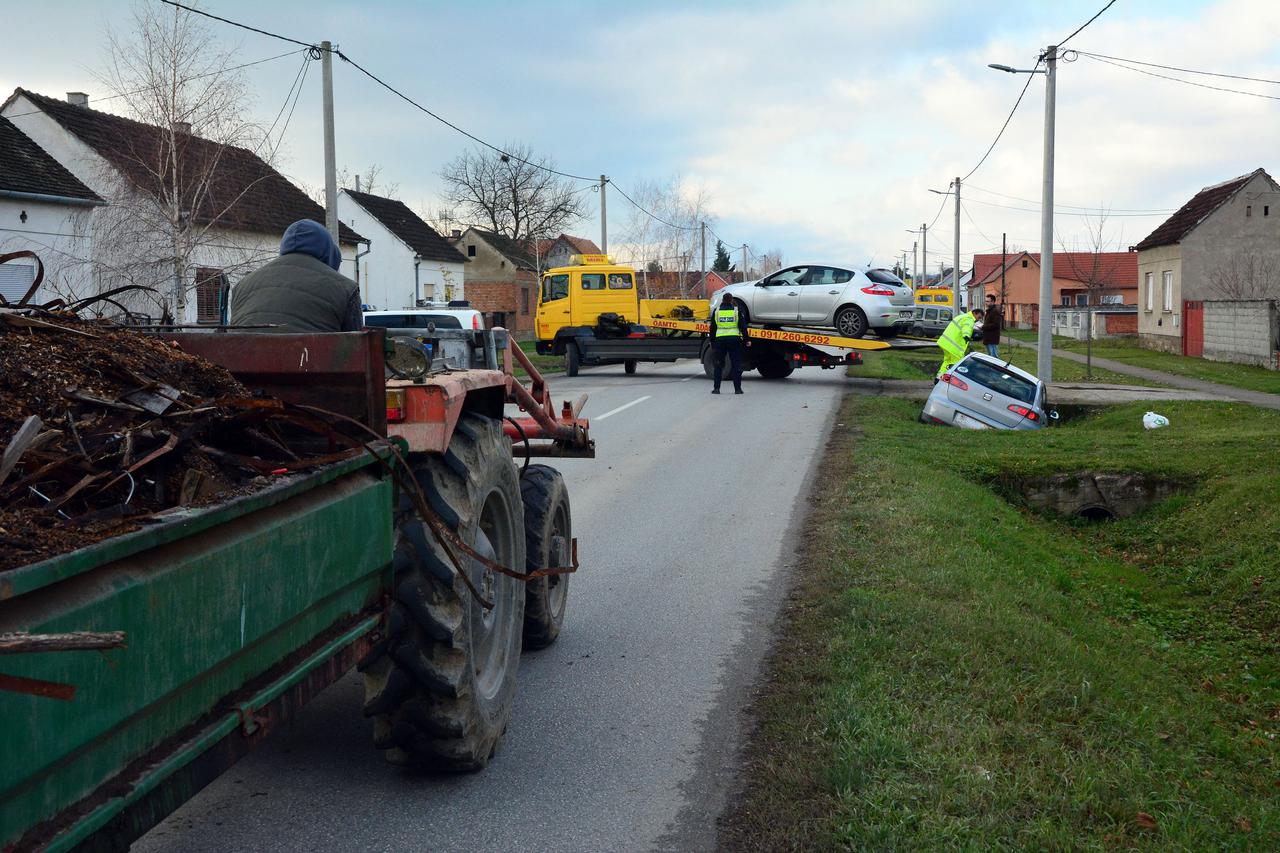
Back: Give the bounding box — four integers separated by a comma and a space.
972, 251, 1137, 288
559, 234, 601, 255
1134, 168, 1273, 251
14, 89, 364, 244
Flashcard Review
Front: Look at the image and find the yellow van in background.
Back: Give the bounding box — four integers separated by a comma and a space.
914, 287, 955, 308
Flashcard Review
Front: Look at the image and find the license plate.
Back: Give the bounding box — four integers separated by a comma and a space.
899, 309, 914, 318
952, 411, 990, 429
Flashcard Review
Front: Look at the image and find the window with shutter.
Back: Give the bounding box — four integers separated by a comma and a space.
195, 267, 228, 324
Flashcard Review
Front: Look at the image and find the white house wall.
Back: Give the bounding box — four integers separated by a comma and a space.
0, 198, 94, 304
338, 194, 463, 310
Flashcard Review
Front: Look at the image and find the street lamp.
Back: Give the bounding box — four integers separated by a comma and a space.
989, 47, 1056, 383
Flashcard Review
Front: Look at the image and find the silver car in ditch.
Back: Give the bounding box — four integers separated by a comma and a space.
714, 264, 915, 338
919, 353, 1055, 430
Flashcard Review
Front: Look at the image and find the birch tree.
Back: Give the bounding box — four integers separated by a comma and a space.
89, 0, 281, 321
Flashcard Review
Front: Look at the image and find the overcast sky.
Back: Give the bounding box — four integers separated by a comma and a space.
6, 0, 1279, 273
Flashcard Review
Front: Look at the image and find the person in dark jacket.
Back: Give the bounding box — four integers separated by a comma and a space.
229, 219, 362, 331
710, 289, 749, 394
982, 292, 1003, 358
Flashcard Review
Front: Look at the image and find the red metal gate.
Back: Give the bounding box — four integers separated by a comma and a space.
1183, 300, 1204, 356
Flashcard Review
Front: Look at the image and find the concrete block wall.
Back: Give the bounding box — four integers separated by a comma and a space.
1202, 299, 1278, 368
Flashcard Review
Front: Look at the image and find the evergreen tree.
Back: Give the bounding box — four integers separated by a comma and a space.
712, 240, 732, 272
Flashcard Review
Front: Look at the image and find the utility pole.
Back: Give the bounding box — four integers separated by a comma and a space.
1000, 232, 1007, 314
321, 41, 338, 245
599, 175, 608, 254
700, 221, 706, 296
921, 222, 928, 287
741, 244, 748, 283
1037, 45, 1058, 383
953, 176, 962, 310
911, 240, 918, 290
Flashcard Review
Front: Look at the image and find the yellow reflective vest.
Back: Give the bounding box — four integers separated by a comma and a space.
714, 307, 741, 338
938, 312, 976, 358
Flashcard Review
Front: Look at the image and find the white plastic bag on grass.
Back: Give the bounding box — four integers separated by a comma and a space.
1143, 411, 1170, 430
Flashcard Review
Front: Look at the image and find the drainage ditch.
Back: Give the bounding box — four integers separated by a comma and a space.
993, 471, 1194, 522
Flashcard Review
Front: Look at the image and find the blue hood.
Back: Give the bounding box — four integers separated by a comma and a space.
280, 219, 341, 270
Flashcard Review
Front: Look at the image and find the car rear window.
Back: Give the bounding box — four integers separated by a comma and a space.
363, 313, 463, 330
866, 269, 905, 286
956, 359, 1037, 404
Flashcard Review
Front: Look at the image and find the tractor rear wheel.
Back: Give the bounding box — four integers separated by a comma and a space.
520, 465, 571, 649
360, 413, 525, 771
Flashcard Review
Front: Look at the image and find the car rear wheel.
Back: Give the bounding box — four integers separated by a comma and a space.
834, 305, 868, 338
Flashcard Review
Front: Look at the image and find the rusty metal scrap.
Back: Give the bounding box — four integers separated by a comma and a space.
0, 313, 364, 572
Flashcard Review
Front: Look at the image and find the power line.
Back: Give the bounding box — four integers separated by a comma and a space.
158, 0, 315, 48
1057, 0, 1117, 48
1074, 49, 1280, 86
263, 50, 312, 163
609, 182, 699, 231
966, 183, 1174, 213
961, 202, 996, 245
925, 191, 950, 231
1077, 52, 1280, 102
2, 48, 307, 120
961, 64, 1038, 183
964, 196, 1171, 217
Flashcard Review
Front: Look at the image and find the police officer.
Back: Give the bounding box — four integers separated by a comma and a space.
936, 306, 984, 381
711, 290, 748, 394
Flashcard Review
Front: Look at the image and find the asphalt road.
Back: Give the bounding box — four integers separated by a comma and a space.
134, 359, 849, 853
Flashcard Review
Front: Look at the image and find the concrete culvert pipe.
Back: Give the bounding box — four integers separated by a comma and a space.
1076, 505, 1115, 522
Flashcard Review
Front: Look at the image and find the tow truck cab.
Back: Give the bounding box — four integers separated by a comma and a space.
534, 254, 704, 355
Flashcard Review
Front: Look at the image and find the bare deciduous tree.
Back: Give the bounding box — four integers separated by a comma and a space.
1207, 253, 1280, 300
90, 0, 281, 321
1058, 210, 1124, 377
756, 249, 784, 275
616, 175, 716, 296
438, 143, 587, 244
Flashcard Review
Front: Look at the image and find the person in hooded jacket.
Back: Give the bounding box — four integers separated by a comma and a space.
230, 219, 362, 331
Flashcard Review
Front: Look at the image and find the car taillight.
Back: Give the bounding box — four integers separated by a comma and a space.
861, 285, 895, 296
386, 389, 406, 423
472, 314, 481, 329
941, 373, 968, 390
1007, 404, 1039, 421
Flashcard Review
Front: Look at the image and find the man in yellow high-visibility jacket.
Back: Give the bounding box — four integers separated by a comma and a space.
936, 307, 985, 380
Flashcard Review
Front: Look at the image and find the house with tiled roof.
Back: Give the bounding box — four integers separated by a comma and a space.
970, 250, 1138, 329
538, 233, 603, 271
0, 115, 104, 304
338, 189, 466, 310
1132, 168, 1280, 352
1, 88, 364, 323
449, 227, 538, 334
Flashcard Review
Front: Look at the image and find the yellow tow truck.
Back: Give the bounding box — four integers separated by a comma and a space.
534, 254, 890, 378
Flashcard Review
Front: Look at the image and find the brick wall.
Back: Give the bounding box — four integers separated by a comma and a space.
1104, 313, 1137, 334
465, 272, 537, 335
1202, 299, 1279, 369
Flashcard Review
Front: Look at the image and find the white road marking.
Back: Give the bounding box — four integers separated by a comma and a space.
594, 395, 651, 420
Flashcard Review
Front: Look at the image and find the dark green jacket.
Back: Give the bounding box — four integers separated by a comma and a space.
229, 253, 362, 332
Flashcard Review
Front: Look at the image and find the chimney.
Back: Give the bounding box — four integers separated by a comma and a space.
66, 92, 88, 107
451, 229, 461, 239
172, 120, 192, 135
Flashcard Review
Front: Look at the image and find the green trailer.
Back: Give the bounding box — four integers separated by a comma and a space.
0, 329, 591, 852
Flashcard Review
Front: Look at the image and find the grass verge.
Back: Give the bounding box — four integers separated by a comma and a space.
1004, 331, 1280, 395
720, 397, 1277, 850
854, 347, 1160, 386
513, 338, 563, 379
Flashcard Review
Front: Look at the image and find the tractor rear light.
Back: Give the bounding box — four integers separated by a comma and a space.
1007, 404, 1039, 421
386, 389, 406, 423
861, 285, 895, 296
941, 373, 968, 390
